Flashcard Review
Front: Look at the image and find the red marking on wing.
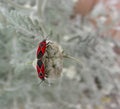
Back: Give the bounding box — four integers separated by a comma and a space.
36, 39, 46, 59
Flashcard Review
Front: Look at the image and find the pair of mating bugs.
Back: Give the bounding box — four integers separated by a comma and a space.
36, 39, 47, 83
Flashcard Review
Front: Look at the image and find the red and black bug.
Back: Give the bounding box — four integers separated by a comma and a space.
36, 39, 46, 59
36, 59, 45, 80
36, 39, 48, 84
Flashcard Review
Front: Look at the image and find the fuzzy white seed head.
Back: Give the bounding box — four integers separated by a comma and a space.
42, 41, 63, 79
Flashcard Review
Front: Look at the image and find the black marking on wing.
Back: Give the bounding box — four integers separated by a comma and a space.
39, 72, 43, 76
37, 51, 43, 59
37, 60, 43, 68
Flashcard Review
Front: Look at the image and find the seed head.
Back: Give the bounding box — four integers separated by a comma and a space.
42, 41, 63, 79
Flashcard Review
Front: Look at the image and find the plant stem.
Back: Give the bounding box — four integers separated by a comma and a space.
37, 0, 47, 18
63, 54, 83, 66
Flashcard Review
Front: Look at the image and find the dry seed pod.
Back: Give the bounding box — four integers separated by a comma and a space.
42, 40, 63, 79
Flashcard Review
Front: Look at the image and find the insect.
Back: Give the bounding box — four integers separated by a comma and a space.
36, 59, 45, 81
36, 39, 48, 84
37, 39, 47, 59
